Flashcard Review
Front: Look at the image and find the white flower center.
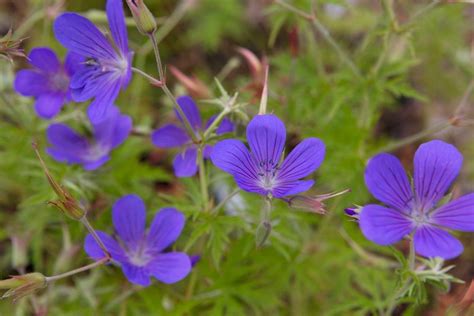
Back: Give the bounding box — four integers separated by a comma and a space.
85, 144, 109, 161
127, 244, 152, 267
257, 159, 280, 191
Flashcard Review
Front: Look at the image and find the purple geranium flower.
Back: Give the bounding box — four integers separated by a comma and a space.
210, 114, 326, 198
151, 96, 234, 177
14, 47, 82, 119
53, 0, 132, 123
359, 140, 474, 259
84, 194, 191, 286
46, 106, 132, 170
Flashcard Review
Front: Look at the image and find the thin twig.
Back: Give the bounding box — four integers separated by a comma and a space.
211, 188, 241, 214
275, 0, 361, 77
45, 257, 109, 283
80, 217, 110, 259
148, 33, 199, 142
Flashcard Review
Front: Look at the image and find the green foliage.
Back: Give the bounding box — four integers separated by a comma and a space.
0, 0, 472, 315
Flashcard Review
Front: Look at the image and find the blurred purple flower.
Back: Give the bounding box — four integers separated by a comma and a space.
46, 106, 132, 170
359, 140, 474, 259
151, 96, 234, 177
210, 114, 325, 198
53, 0, 132, 123
84, 195, 191, 286
14, 47, 82, 119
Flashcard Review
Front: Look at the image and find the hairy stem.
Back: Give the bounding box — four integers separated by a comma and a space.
138, 0, 192, 55
45, 257, 110, 283
197, 146, 209, 211
80, 217, 110, 259
274, 0, 361, 77
375, 79, 474, 154
131, 67, 162, 86
383, 237, 416, 315
211, 188, 241, 214
203, 109, 230, 140
148, 33, 198, 142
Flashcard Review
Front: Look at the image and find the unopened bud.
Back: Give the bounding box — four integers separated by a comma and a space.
287, 189, 351, 214
236, 47, 264, 80
0, 273, 47, 302
33, 142, 85, 220
169, 66, 211, 99
255, 220, 271, 247
344, 205, 362, 220
190, 255, 201, 267
126, 0, 157, 35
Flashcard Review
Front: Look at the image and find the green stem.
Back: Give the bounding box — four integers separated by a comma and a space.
408, 235, 416, 271
138, 0, 192, 55
400, 0, 441, 32
383, 277, 412, 316
310, 17, 361, 78
80, 217, 110, 259
256, 196, 273, 247
148, 33, 198, 143
383, 237, 416, 315
211, 188, 241, 214
197, 146, 209, 211
131, 67, 162, 86
203, 109, 230, 139
45, 257, 109, 283
14, 10, 46, 39
374, 120, 452, 154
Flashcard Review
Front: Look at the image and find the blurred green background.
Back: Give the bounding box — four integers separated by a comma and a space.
0, 0, 473, 314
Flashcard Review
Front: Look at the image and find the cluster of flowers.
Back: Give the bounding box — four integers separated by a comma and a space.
13, 0, 473, 287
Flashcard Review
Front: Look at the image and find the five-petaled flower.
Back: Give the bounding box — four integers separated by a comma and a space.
151, 96, 234, 177
84, 194, 191, 286
359, 140, 474, 259
53, 0, 132, 123
46, 106, 132, 170
14, 47, 82, 119
210, 114, 325, 198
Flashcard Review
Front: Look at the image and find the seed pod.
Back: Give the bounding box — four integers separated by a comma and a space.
0, 273, 47, 302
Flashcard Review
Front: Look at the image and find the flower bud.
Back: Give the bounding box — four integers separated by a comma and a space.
125, 0, 157, 35
190, 255, 201, 267
169, 66, 211, 99
344, 207, 358, 217
287, 189, 351, 214
33, 142, 85, 220
0, 273, 47, 301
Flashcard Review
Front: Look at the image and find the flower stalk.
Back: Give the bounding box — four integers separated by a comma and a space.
45, 257, 110, 283
256, 196, 273, 247
148, 32, 199, 143
197, 146, 210, 211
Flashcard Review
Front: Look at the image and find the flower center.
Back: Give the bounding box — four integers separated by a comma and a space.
257, 159, 279, 191
85, 144, 109, 161
126, 244, 152, 267
411, 210, 430, 226
49, 71, 70, 93
85, 56, 128, 76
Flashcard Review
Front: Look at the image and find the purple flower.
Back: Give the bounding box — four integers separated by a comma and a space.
151, 96, 235, 177
46, 106, 132, 170
53, 0, 132, 123
210, 114, 326, 198
359, 140, 474, 259
14, 47, 82, 119
84, 195, 191, 286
